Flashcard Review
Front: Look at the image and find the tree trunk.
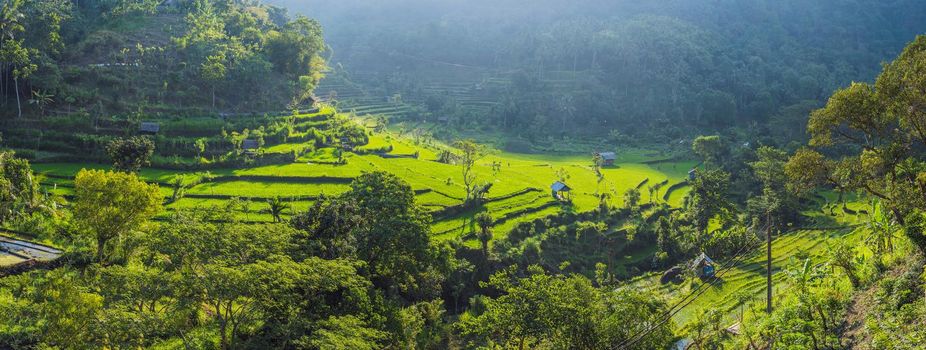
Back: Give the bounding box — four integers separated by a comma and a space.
14, 76, 21, 119
218, 310, 229, 350
842, 264, 860, 289
96, 236, 107, 264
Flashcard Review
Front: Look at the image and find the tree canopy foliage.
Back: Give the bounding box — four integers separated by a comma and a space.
786, 35, 926, 254
0, 0, 327, 117
278, 0, 926, 143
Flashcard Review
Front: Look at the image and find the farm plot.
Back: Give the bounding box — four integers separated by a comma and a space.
431, 190, 557, 243
27, 106, 695, 244
185, 181, 350, 199
165, 197, 316, 222
625, 207, 867, 328
0, 234, 63, 267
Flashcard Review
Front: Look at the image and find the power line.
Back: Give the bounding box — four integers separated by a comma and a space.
616, 239, 762, 350
621, 222, 790, 348
614, 226, 769, 350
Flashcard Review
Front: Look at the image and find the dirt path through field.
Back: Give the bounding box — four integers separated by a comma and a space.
840, 284, 875, 349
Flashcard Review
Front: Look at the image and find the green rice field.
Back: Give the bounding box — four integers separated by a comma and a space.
30, 110, 695, 246
626, 200, 872, 328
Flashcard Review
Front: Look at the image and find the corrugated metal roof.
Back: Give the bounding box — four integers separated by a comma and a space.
551, 181, 570, 192
139, 122, 160, 133
242, 139, 259, 150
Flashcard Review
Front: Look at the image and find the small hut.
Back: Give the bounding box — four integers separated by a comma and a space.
596, 152, 617, 166
339, 137, 354, 151
306, 94, 319, 107
242, 139, 259, 155
690, 253, 716, 278
139, 122, 160, 135
725, 322, 741, 336
688, 168, 697, 181
551, 181, 571, 201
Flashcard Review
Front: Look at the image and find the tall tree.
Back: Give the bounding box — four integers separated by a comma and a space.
73, 169, 161, 263
692, 135, 726, 168
748, 146, 801, 230
786, 35, 926, 254
201, 51, 226, 111
474, 212, 493, 257
458, 266, 675, 349
453, 140, 485, 205
105, 136, 155, 173
687, 168, 734, 235
342, 171, 446, 300
0, 151, 41, 223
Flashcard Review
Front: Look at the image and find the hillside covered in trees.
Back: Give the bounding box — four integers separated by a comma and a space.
0, 0, 325, 118
277, 0, 926, 148
3, 0, 926, 349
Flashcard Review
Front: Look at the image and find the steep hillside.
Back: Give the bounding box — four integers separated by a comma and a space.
0, 0, 325, 119
277, 0, 926, 145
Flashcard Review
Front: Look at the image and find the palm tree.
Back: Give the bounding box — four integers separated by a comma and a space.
267, 196, 289, 223
866, 200, 896, 256
786, 258, 824, 297
0, 0, 26, 118
240, 198, 252, 221
475, 212, 493, 257
28, 90, 53, 116
168, 176, 184, 204
557, 94, 576, 131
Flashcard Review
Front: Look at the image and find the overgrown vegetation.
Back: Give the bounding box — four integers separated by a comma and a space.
2, 0, 926, 349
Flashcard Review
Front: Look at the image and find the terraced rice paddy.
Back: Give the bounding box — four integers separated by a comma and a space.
0, 234, 63, 267
626, 207, 869, 327
27, 82, 694, 246
32, 137, 693, 246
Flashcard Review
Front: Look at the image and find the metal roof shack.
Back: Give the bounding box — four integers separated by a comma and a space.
139, 122, 160, 135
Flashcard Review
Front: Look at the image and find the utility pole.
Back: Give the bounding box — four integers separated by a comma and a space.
766, 213, 773, 314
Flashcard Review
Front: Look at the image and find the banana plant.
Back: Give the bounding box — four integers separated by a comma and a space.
866, 200, 897, 256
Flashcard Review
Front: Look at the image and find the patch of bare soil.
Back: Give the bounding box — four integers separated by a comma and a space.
840, 258, 921, 349
840, 282, 877, 349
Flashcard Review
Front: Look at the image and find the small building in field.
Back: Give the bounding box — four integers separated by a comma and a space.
596, 152, 617, 166
306, 94, 319, 107
139, 122, 160, 135
726, 322, 741, 336
242, 139, 259, 155
690, 253, 716, 278
688, 168, 697, 181
551, 181, 571, 200
339, 137, 354, 151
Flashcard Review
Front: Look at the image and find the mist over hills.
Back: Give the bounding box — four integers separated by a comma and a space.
274, 0, 926, 143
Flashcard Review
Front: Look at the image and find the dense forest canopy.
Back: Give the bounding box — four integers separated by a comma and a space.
0, 0, 326, 117
275, 0, 926, 146
3, 0, 926, 349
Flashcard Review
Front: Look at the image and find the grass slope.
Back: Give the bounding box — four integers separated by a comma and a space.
626, 205, 870, 329
27, 107, 693, 247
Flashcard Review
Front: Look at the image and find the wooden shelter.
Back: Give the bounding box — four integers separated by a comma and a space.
596, 151, 617, 166
242, 139, 259, 155
306, 94, 319, 106
139, 122, 160, 135
339, 137, 354, 151
551, 181, 571, 201
690, 253, 716, 278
